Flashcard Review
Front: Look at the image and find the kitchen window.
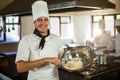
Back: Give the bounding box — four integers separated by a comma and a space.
49, 16, 73, 39
0, 16, 21, 42
0, 17, 4, 41
92, 15, 115, 38
116, 15, 120, 19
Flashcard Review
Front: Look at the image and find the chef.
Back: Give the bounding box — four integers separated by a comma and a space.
90, 20, 115, 64
93, 20, 114, 55
114, 20, 120, 58
15, 0, 64, 80
105, 20, 120, 64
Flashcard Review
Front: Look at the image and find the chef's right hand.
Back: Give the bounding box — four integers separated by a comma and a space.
44, 57, 61, 67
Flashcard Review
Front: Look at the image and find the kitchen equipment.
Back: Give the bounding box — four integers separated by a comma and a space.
61, 46, 95, 72
94, 46, 108, 65
96, 54, 108, 65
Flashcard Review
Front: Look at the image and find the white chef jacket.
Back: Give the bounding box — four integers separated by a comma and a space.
115, 33, 120, 57
15, 33, 64, 80
94, 32, 114, 50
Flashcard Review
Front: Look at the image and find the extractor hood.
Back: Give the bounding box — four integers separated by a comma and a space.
48, 0, 116, 13
0, 0, 115, 16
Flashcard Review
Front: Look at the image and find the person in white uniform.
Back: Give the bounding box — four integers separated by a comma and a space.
115, 23, 120, 80
115, 20, 120, 57
92, 20, 114, 55
15, 1, 64, 80
108, 19, 120, 62
106, 20, 120, 64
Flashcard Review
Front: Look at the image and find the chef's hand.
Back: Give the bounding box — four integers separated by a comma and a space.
44, 57, 61, 67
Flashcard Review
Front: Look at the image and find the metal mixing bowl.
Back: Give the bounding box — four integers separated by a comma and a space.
61, 46, 95, 72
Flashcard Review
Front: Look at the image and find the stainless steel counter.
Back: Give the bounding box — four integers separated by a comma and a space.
0, 73, 12, 80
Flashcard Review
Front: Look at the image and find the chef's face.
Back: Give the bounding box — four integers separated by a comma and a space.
34, 17, 49, 34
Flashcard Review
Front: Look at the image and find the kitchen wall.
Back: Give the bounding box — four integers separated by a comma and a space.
72, 16, 91, 45
21, 16, 35, 37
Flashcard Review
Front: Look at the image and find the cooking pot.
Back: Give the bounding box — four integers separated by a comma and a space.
61, 45, 95, 72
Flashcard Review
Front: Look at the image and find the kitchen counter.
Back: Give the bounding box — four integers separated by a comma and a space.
0, 52, 18, 78
0, 52, 16, 56
0, 55, 4, 59
0, 73, 12, 80
58, 62, 120, 80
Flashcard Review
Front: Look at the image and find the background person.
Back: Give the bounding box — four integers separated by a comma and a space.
114, 20, 120, 57
92, 20, 114, 55
108, 20, 120, 63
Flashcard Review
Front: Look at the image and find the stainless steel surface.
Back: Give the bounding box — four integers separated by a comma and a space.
96, 54, 108, 65
49, 0, 115, 13
0, 73, 12, 80
61, 46, 95, 72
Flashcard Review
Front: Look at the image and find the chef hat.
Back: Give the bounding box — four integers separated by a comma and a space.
99, 20, 105, 29
115, 19, 120, 27
32, 0, 49, 21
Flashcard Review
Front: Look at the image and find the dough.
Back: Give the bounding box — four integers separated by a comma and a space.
64, 60, 83, 70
